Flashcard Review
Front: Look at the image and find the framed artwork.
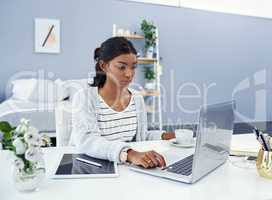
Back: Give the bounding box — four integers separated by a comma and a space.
35, 18, 60, 53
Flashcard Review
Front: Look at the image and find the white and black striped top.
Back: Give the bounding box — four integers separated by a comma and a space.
97, 95, 137, 142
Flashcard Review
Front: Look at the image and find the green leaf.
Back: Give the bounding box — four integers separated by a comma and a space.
143, 67, 155, 80
0, 121, 13, 133
4, 145, 15, 152
141, 19, 157, 49
1, 130, 15, 150
3, 131, 13, 141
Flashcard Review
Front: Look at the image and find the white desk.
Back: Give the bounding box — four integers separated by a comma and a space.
1, 135, 271, 200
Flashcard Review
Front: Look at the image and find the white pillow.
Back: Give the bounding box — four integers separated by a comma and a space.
28, 79, 54, 103
32, 79, 72, 102
11, 78, 89, 102
12, 78, 69, 103
11, 79, 37, 101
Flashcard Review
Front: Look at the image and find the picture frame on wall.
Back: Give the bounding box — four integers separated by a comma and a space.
35, 18, 60, 53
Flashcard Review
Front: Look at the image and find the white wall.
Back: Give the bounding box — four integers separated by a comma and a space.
1, 0, 272, 124
126, 0, 272, 19
182, 0, 272, 19
127, 0, 179, 7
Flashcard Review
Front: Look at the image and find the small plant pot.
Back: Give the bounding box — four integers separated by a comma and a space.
145, 46, 154, 58
145, 82, 156, 90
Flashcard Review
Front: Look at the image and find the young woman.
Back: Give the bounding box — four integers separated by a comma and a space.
70, 37, 176, 168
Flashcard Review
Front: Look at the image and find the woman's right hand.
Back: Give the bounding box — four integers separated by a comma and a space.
127, 149, 166, 168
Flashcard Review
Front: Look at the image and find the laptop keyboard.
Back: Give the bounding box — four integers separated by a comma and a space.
164, 155, 194, 176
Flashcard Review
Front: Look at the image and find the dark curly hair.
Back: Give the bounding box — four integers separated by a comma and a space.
90, 37, 137, 88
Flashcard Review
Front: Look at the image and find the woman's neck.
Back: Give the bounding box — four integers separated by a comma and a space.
99, 82, 129, 101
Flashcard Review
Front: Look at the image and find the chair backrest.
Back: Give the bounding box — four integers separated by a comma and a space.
55, 101, 73, 146
55, 79, 89, 146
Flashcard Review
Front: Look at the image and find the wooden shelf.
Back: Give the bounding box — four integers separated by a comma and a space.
145, 105, 155, 113
115, 34, 144, 39
137, 57, 157, 64
140, 90, 160, 97
113, 24, 162, 128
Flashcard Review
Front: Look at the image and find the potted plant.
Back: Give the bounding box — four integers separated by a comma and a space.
141, 19, 157, 58
143, 67, 156, 90
0, 119, 50, 192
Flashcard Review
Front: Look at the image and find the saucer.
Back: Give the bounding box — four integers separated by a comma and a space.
169, 138, 195, 148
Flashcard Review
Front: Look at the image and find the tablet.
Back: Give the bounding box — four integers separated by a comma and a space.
51, 153, 119, 179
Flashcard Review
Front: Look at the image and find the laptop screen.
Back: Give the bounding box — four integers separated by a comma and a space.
192, 101, 235, 182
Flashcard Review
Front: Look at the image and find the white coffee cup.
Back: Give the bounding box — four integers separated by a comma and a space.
175, 129, 193, 144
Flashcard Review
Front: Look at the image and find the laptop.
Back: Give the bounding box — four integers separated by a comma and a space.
130, 101, 235, 184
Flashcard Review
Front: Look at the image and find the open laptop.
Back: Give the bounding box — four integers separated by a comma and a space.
130, 101, 235, 184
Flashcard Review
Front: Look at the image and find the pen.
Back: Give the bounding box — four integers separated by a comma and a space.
253, 127, 259, 139
259, 134, 269, 151
264, 134, 271, 151
253, 128, 262, 148
76, 157, 102, 168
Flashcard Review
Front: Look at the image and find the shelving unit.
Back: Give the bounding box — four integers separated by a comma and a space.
139, 90, 160, 97
117, 34, 144, 39
145, 105, 155, 113
137, 57, 157, 64
112, 24, 162, 130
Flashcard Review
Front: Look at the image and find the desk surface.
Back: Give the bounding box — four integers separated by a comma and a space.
1, 134, 271, 200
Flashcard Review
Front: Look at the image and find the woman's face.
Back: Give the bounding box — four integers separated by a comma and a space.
103, 53, 137, 88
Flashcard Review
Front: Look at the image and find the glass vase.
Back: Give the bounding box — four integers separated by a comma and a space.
13, 166, 45, 192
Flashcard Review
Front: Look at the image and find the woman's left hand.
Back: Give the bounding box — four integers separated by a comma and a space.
161, 132, 175, 140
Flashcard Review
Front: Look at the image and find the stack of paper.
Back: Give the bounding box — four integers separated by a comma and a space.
230, 134, 261, 156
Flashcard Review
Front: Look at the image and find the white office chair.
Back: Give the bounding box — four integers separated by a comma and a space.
55, 78, 89, 146
55, 100, 73, 146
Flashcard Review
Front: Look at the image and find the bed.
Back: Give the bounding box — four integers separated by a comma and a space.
0, 78, 89, 135
0, 98, 56, 133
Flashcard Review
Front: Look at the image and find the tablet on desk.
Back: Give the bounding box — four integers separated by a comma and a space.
51, 153, 119, 179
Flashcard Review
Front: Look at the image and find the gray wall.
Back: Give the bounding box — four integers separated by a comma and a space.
1, 0, 272, 124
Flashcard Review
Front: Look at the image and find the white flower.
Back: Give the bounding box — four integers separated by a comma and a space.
15, 118, 31, 134
25, 147, 41, 162
34, 135, 43, 147
14, 157, 24, 170
12, 138, 27, 155
24, 127, 41, 146
28, 126, 38, 135
15, 124, 29, 134
41, 134, 51, 147
20, 118, 30, 126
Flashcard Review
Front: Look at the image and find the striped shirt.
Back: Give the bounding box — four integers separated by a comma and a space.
97, 95, 137, 142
